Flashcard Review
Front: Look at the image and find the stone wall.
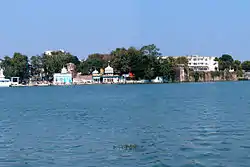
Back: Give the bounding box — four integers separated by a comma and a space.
188, 71, 238, 82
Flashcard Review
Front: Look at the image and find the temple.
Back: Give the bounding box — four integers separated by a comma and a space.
92, 69, 101, 83
91, 63, 120, 84
102, 63, 120, 83
53, 67, 73, 85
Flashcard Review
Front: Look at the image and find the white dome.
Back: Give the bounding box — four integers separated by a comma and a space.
61, 67, 67, 74
92, 69, 99, 74
105, 65, 113, 74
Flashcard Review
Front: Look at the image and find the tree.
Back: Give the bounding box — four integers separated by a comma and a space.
194, 72, 200, 82
233, 60, 241, 71
242, 61, 250, 71
78, 53, 108, 74
140, 44, 161, 81
175, 56, 189, 74
42, 52, 78, 79
218, 54, 234, 71
159, 58, 171, 81
127, 47, 144, 79
142, 55, 158, 81
0, 53, 29, 82
111, 48, 130, 74
140, 44, 161, 57
30, 55, 43, 79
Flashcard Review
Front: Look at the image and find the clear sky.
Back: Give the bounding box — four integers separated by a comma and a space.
0, 0, 250, 60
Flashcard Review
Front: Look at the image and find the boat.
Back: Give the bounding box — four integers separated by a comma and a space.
0, 69, 11, 87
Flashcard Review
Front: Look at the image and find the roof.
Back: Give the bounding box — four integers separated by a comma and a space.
105, 65, 113, 74
92, 69, 99, 74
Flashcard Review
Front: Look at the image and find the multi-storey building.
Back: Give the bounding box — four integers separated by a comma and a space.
161, 55, 219, 72
187, 55, 218, 71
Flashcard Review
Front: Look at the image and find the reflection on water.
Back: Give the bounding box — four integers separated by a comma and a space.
0, 82, 250, 167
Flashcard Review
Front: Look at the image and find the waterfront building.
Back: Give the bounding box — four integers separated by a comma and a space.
53, 67, 72, 85
73, 73, 93, 84
11, 77, 20, 86
102, 63, 120, 83
161, 55, 219, 72
92, 69, 101, 83
187, 55, 218, 71
67, 63, 77, 78
120, 72, 135, 83
244, 71, 250, 80
175, 64, 185, 82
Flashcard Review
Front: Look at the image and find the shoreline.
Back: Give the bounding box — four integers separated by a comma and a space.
8, 79, 249, 87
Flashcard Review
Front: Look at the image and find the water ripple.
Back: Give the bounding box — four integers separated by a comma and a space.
0, 83, 250, 166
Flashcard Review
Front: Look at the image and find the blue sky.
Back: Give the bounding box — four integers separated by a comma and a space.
0, 0, 250, 60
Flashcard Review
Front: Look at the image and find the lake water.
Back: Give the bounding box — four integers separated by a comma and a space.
1, 81, 250, 167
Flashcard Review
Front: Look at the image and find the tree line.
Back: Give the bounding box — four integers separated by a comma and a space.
0, 44, 250, 83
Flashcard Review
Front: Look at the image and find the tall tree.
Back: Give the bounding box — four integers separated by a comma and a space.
111, 48, 130, 74
233, 60, 242, 71
42, 52, 78, 79
79, 53, 107, 74
30, 55, 43, 79
242, 61, 250, 71
218, 54, 234, 70
0, 53, 29, 81
140, 44, 161, 57
140, 44, 161, 80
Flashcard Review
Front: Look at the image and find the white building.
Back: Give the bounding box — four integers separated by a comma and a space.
102, 63, 120, 83
53, 67, 72, 85
92, 69, 101, 83
161, 55, 219, 72
0, 69, 11, 87
187, 55, 218, 72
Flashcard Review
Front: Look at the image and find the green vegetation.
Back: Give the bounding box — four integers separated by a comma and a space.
1, 53, 29, 82
241, 61, 250, 72
0, 45, 249, 83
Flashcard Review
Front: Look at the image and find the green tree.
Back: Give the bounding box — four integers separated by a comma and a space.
30, 55, 43, 79
140, 44, 161, 81
242, 61, 250, 71
127, 47, 144, 79
1, 53, 29, 81
111, 48, 130, 74
233, 60, 241, 71
78, 53, 108, 74
42, 52, 78, 79
218, 54, 234, 71
194, 72, 200, 82
1, 56, 14, 79
140, 44, 161, 57
158, 58, 174, 81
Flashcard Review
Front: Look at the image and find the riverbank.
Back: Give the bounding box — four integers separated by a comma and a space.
8, 78, 249, 87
